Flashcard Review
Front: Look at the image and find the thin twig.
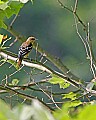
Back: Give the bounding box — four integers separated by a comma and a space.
57, 0, 96, 65
74, 15, 89, 58
57, 0, 72, 12
1, 65, 24, 82
10, 15, 19, 27
9, 38, 18, 47
87, 22, 96, 78
57, 0, 86, 28
35, 82, 61, 109
73, 0, 78, 13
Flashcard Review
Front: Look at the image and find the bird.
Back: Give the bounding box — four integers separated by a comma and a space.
17, 36, 36, 66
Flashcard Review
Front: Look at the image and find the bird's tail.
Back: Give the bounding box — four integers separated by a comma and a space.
16, 54, 23, 69
16, 58, 22, 69
17, 58, 22, 66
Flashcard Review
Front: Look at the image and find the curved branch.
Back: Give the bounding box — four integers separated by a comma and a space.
0, 50, 84, 89
0, 50, 52, 74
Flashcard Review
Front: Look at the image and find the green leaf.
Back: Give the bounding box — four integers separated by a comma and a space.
49, 75, 70, 89
62, 92, 77, 100
1, 0, 8, 2
94, 82, 96, 86
12, 79, 19, 85
0, 99, 15, 120
65, 100, 82, 108
0, 1, 9, 10
54, 100, 82, 120
53, 103, 70, 120
0, 1, 24, 29
0, 34, 3, 45
78, 105, 96, 120
0, 0, 4, 4
0, 20, 7, 29
0, 9, 7, 29
0, 9, 6, 19
5, 1, 24, 18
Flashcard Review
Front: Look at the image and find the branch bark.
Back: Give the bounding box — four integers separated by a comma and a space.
0, 49, 83, 89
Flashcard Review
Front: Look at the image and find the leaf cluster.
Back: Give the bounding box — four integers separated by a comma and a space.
0, 0, 24, 29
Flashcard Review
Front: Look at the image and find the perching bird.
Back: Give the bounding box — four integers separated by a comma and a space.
17, 36, 36, 66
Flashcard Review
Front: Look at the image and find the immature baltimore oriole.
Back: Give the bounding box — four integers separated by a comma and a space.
17, 36, 36, 66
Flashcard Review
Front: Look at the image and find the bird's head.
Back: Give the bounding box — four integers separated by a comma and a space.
26, 36, 36, 44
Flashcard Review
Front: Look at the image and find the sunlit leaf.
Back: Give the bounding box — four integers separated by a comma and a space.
53, 103, 70, 120
0, 20, 7, 29
62, 92, 77, 100
0, 1, 24, 29
65, 100, 82, 108
0, 1, 9, 10
54, 100, 82, 120
0, 9, 5, 19
0, 0, 4, 4
2, 35, 7, 40
12, 79, 19, 85
5, 1, 24, 18
49, 75, 70, 89
0, 99, 15, 120
1, 0, 8, 2
78, 105, 96, 120
0, 34, 3, 44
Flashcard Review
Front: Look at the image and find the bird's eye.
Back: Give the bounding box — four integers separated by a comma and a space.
32, 38, 35, 40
